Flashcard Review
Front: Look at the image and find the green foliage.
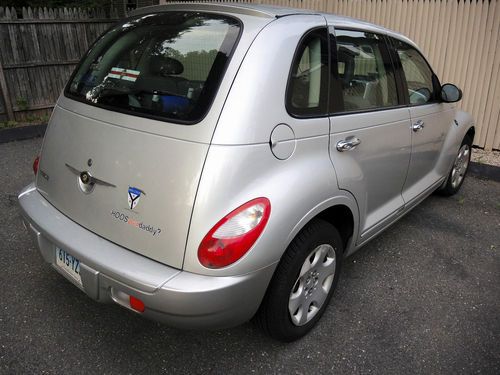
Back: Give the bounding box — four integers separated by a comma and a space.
15, 97, 29, 111
25, 114, 36, 122
0, 112, 49, 129
39, 114, 50, 123
0, 120, 18, 129
24, 114, 48, 123
166, 49, 219, 81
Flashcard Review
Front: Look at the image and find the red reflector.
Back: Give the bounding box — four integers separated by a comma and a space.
129, 295, 145, 313
33, 156, 40, 175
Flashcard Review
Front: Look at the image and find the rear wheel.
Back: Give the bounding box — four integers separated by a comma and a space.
256, 219, 343, 342
439, 135, 472, 196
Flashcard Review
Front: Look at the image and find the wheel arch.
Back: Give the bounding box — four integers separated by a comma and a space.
316, 205, 354, 250
285, 194, 359, 257
466, 126, 475, 144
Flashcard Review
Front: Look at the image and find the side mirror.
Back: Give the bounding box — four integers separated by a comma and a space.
441, 83, 462, 103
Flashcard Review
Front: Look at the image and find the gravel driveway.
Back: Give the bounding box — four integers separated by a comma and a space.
1, 138, 499, 374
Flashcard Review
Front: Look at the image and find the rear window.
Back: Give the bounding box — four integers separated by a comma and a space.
66, 12, 241, 124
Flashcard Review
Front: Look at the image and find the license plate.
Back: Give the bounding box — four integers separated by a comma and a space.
55, 247, 82, 286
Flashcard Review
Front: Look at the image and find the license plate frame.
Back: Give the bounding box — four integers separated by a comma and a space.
55, 247, 82, 286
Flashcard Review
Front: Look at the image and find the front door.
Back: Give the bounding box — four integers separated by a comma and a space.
391, 38, 455, 203
328, 29, 411, 243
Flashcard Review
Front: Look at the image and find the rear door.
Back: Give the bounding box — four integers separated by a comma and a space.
390, 38, 455, 203
328, 28, 411, 243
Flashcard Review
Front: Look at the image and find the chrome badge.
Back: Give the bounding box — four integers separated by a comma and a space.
80, 171, 91, 184
65, 163, 116, 194
78, 171, 95, 194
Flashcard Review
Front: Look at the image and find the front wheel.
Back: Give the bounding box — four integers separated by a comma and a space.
439, 135, 472, 196
256, 219, 343, 342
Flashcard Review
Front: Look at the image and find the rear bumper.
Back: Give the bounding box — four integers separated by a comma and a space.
18, 183, 275, 329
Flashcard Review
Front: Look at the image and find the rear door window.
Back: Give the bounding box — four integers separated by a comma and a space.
286, 28, 330, 117
66, 12, 241, 124
332, 29, 398, 112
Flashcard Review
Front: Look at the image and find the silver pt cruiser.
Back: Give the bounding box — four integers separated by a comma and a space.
19, 3, 475, 341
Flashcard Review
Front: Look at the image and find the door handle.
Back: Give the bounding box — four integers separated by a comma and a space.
412, 120, 425, 132
336, 137, 361, 152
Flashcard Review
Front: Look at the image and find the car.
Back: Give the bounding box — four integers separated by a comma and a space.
18, 3, 475, 342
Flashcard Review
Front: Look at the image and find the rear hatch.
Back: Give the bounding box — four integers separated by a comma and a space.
35, 10, 259, 268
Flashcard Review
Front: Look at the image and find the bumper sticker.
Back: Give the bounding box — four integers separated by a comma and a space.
111, 210, 162, 237
106, 67, 140, 82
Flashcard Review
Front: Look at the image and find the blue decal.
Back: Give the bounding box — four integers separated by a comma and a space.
128, 187, 143, 209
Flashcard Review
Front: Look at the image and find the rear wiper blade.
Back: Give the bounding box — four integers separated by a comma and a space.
134, 89, 185, 97
98, 87, 135, 98
87, 86, 186, 104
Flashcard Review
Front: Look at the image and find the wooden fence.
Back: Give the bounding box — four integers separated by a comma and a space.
1, 2, 498, 149
162, 0, 500, 150
0, 7, 119, 123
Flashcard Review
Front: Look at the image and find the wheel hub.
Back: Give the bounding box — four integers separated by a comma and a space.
288, 244, 336, 326
304, 270, 320, 298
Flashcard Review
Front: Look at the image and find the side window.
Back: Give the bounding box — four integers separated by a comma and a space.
393, 39, 436, 105
287, 28, 329, 117
333, 30, 398, 112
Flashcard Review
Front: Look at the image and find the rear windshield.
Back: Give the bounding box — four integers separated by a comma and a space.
65, 12, 241, 124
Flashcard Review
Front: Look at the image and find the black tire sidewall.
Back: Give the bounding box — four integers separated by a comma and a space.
261, 219, 343, 341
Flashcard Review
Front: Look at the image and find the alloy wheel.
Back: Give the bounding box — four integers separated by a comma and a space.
451, 144, 470, 189
288, 244, 336, 326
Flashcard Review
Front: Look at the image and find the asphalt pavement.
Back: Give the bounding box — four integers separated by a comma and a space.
0, 138, 499, 374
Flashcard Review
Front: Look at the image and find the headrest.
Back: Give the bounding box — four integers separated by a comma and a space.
337, 45, 358, 62
149, 55, 184, 76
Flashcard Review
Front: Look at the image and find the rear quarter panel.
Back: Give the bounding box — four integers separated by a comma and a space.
183, 138, 359, 276
436, 108, 475, 179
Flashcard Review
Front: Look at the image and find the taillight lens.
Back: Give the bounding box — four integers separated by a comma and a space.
198, 197, 271, 268
33, 156, 40, 175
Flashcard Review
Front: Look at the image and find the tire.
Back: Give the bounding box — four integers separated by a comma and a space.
439, 135, 473, 196
255, 219, 343, 342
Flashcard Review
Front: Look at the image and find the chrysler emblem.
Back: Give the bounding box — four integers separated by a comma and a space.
80, 171, 91, 185
65, 163, 116, 194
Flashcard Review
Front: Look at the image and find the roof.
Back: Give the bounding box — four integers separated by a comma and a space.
131, 2, 416, 47
131, 2, 317, 19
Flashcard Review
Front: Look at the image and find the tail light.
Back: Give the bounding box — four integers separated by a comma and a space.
33, 156, 40, 175
198, 197, 271, 268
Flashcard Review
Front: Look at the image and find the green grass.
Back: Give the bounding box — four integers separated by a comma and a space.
0, 120, 18, 129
